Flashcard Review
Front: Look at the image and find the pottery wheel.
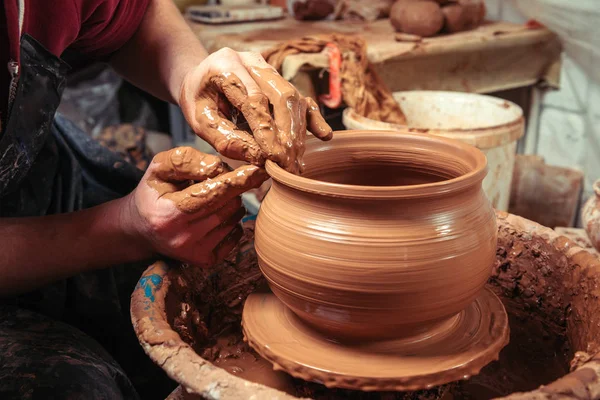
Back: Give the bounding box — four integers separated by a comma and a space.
242, 288, 509, 392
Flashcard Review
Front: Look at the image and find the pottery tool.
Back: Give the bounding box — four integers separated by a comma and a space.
186, 4, 284, 24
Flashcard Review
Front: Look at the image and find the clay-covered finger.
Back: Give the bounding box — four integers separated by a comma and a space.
209, 69, 280, 154
151, 147, 224, 182
239, 53, 304, 171
241, 94, 287, 165
212, 70, 284, 164
193, 94, 264, 165
305, 97, 333, 141
164, 165, 268, 215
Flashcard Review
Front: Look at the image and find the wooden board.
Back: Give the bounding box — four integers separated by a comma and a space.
188, 18, 562, 93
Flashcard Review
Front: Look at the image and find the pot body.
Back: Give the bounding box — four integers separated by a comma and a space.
582, 180, 600, 252
254, 131, 497, 341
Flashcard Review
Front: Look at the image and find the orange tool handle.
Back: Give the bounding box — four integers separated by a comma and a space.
319, 43, 342, 109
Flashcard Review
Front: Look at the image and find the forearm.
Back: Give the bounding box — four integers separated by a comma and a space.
109, 0, 209, 104
0, 196, 151, 297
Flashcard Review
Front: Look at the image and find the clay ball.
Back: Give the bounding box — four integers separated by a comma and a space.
293, 0, 335, 21
390, 0, 445, 37
442, 1, 485, 33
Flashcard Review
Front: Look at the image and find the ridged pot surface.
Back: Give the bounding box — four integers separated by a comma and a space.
254, 130, 497, 341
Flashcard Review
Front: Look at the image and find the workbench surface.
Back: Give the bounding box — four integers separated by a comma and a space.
188, 17, 561, 94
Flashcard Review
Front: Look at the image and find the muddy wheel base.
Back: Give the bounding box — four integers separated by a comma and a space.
242, 288, 510, 392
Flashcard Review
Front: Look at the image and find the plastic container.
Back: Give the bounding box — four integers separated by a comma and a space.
342, 91, 525, 211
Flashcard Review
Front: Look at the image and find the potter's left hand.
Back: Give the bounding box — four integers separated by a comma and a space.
125, 147, 267, 267
178, 48, 333, 174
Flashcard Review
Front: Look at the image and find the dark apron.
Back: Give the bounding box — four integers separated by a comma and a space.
0, 35, 173, 399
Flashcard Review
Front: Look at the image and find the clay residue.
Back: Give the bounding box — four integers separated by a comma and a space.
263, 34, 408, 125
180, 69, 331, 175
146, 147, 268, 214
165, 221, 266, 351
202, 334, 296, 395
148, 147, 224, 196
187, 72, 265, 165
244, 67, 332, 174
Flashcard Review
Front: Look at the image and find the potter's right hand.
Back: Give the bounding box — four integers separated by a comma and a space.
124, 147, 267, 267
178, 48, 333, 174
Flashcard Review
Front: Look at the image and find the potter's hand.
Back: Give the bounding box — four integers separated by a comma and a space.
178, 48, 333, 174
126, 147, 267, 267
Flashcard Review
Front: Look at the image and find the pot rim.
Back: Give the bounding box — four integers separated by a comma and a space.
266, 130, 488, 199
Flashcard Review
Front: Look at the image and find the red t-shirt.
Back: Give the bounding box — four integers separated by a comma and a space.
0, 0, 150, 125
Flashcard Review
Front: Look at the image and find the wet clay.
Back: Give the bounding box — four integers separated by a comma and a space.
146, 146, 268, 214
244, 67, 332, 174
133, 212, 600, 399
181, 69, 331, 175
203, 335, 295, 395
243, 289, 508, 392
254, 131, 496, 342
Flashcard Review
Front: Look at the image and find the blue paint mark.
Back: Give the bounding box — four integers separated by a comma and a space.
136, 274, 163, 302
242, 214, 257, 223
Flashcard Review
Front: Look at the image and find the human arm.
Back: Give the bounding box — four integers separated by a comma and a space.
0, 196, 150, 296
108, 0, 206, 104
0, 147, 265, 297
109, 0, 333, 173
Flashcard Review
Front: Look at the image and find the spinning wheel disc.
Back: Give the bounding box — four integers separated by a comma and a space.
242, 288, 509, 392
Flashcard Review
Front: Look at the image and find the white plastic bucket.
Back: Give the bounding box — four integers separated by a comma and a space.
342, 91, 525, 211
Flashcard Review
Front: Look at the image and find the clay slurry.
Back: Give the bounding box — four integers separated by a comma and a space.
180, 67, 331, 174
146, 147, 267, 214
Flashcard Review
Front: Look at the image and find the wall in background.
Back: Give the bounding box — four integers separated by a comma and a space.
484, 0, 599, 222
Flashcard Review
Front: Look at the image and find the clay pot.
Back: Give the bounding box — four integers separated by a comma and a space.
582, 179, 600, 251
254, 131, 497, 341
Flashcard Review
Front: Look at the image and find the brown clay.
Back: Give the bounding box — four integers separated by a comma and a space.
186, 73, 266, 165
441, 1, 485, 34
243, 289, 508, 391
244, 67, 332, 174
147, 147, 268, 214
581, 180, 600, 251
293, 0, 335, 21
207, 335, 295, 394
390, 1, 445, 37
254, 131, 497, 341
181, 70, 331, 174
